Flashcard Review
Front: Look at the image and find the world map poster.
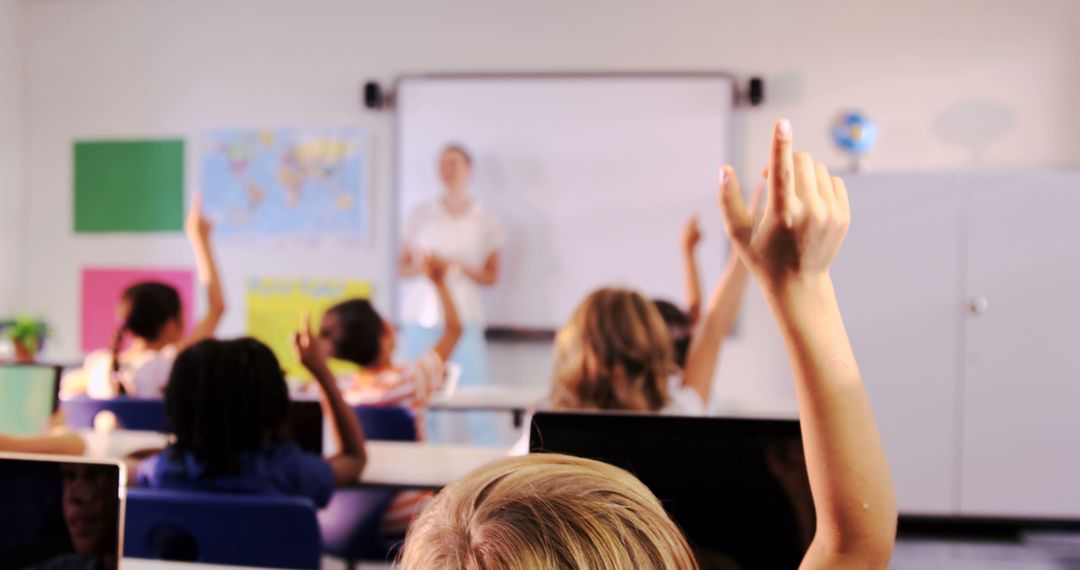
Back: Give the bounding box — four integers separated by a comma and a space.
201, 128, 368, 237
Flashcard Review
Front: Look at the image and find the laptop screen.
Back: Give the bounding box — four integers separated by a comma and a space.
0, 454, 125, 570
530, 412, 815, 570
0, 364, 61, 435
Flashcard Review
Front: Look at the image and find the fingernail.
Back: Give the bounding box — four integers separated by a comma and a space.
720, 166, 730, 185
777, 119, 792, 139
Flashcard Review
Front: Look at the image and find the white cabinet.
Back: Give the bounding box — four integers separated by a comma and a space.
960, 171, 1080, 517
834, 173, 967, 515
834, 170, 1080, 518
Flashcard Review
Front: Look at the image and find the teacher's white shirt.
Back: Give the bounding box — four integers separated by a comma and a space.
402, 199, 505, 326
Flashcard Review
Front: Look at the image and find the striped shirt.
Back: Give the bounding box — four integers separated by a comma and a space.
344, 351, 445, 535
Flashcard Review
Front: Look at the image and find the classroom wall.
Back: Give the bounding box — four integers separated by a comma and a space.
0, 0, 23, 316
14, 0, 1080, 404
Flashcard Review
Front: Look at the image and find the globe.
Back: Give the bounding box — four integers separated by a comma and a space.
832, 112, 878, 156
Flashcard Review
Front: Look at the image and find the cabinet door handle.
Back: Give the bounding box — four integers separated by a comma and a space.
970, 297, 989, 314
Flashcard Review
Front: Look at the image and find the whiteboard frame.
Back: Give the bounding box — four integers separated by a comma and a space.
391, 71, 740, 339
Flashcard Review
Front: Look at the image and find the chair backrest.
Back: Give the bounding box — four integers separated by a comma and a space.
124, 488, 321, 570
62, 397, 167, 431
354, 405, 417, 442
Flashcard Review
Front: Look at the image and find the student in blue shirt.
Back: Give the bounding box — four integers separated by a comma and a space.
137, 336, 366, 508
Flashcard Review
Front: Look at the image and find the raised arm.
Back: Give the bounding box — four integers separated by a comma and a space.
177, 193, 226, 351
0, 431, 87, 455
681, 184, 762, 404
295, 314, 368, 486
423, 255, 464, 362
681, 216, 704, 324
718, 120, 896, 569
680, 251, 749, 405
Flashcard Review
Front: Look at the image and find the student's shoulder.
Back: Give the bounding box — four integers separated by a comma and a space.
267, 442, 330, 472
80, 349, 113, 368
266, 443, 335, 506
663, 375, 708, 416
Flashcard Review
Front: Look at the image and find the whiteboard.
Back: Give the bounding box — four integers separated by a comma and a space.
395, 75, 736, 329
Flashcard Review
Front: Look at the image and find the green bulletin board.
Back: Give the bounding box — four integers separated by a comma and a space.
73, 139, 184, 232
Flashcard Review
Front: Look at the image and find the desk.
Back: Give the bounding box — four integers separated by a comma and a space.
428, 386, 548, 427
81, 430, 509, 490
362, 440, 508, 490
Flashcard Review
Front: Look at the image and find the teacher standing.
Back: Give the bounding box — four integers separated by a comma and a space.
399, 144, 504, 441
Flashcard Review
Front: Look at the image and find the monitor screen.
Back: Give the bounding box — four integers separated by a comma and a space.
530, 412, 815, 570
0, 364, 61, 436
285, 399, 324, 455
0, 454, 125, 570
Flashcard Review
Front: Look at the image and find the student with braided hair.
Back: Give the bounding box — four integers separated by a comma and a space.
62, 194, 225, 398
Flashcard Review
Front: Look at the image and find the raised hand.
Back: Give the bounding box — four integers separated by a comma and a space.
718, 120, 850, 289
681, 216, 703, 254
717, 120, 896, 568
292, 312, 330, 377
185, 192, 214, 244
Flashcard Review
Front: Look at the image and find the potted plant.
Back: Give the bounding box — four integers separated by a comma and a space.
0, 316, 50, 363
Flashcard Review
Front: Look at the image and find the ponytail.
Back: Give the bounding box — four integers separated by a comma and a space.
110, 281, 182, 397
110, 324, 129, 396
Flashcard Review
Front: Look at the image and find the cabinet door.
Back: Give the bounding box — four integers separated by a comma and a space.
833, 173, 967, 515
961, 170, 1080, 517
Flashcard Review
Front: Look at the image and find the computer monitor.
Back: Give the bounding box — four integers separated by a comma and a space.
0, 453, 125, 570
0, 364, 62, 435
530, 412, 815, 570
285, 399, 324, 455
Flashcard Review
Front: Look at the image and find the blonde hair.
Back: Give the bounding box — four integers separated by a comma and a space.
551, 288, 676, 411
399, 454, 697, 570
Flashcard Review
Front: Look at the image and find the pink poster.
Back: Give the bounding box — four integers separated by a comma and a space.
80, 267, 195, 353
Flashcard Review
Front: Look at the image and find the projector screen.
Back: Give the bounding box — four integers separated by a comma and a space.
395, 74, 736, 330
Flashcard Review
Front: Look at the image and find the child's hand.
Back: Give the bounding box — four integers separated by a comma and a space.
681, 216, 702, 253
717, 119, 850, 290
422, 254, 450, 284
293, 312, 330, 376
185, 192, 213, 244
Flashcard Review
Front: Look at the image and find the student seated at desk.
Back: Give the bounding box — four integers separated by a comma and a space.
401, 119, 897, 570
62, 194, 225, 399
136, 337, 366, 509
312, 254, 462, 534
550, 185, 760, 416
319, 253, 462, 432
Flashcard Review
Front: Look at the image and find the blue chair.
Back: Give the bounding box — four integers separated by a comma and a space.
319, 405, 417, 567
62, 397, 167, 431
125, 489, 321, 569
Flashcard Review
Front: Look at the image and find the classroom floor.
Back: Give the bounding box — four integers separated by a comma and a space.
327, 533, 1080, 569
892, 533, 1080, 569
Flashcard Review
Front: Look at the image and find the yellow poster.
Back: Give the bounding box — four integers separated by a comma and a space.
247, 277, 373, 380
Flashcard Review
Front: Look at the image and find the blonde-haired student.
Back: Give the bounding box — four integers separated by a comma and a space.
400, 453, 697, 569
62, 194, 225, 399
403, 119, 897, 570
550, 185, 761, 416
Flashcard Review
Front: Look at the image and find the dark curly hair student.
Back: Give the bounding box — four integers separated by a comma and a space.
137, 336, 367, 508
164, 338, 290, 477
321, 299, 385, 367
